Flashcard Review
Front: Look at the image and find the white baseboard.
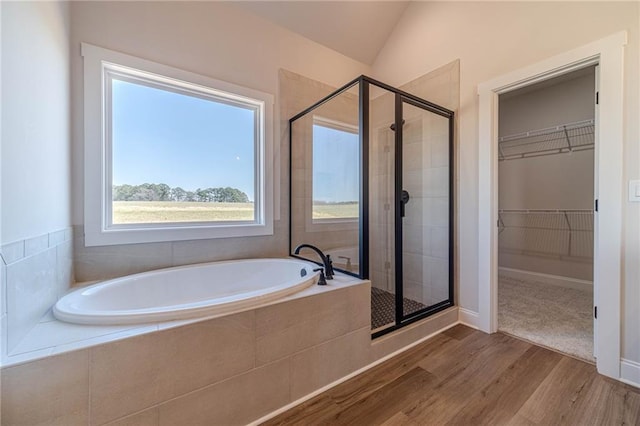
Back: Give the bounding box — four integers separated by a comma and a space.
458, 307, 480, 329
498, 267, 592, 292
621, 358, 640, 389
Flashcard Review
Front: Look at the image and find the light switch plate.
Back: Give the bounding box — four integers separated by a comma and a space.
629, 180, 640, 202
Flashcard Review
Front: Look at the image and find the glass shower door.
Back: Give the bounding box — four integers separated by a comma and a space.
398, 98, 452, 321
288, 75, 454, 338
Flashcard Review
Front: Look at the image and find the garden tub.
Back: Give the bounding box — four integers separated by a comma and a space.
54, 258, 318, 325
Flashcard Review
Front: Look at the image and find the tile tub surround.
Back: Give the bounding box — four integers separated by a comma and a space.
0, 227, 74, 357
0, 271, 360, 368
1, 276, 459, 425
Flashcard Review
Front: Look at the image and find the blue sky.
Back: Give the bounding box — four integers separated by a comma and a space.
111, 78, 360, 204
312, 124, 359, 203
111, 78, 256, 200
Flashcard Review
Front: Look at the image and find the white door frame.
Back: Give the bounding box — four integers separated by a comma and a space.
477, 31, 627, 379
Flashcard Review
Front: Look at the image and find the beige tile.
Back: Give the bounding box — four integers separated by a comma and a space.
171, 235, 285, 266
48, 229, 66, 248
1, 314, 7, 359
1, 349, 89, 425
404, 280, 424, 303
346, 282, 371, 331
1, 263, 7, 317
1, 240, 24, 265
56, 240, 74, 298
158, 311, 255, 399
403, 252, 424, 283
90, 332, 164, 425
427, 257, 449, 295
430, 226, 449, 259
6, 248, 58, 351
424, 166, 449, 198
24, 234, 49, 257
431, 134, 450, 168
425, 196, 449, 227
106, 407, 159, 426
403, 223, 425, 255
290, 327, 370, 400
74, 237, 173, 282
90, 311, 255, 425
403, 170, 424, 198
255, 289, 350, 365
403, 142, 423, 171
370, 307, 457, 361
371, 269, 393, 292
64, 227, 74, 242
158, 358, 290, 426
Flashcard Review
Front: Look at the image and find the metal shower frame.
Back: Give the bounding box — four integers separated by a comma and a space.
288, 75, 455, 338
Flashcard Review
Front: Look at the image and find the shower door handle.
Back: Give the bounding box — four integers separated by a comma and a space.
400, 190, 410, 217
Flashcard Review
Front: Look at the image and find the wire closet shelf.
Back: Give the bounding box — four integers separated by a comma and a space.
498, 119, 594, 161
498, 209, 593, 260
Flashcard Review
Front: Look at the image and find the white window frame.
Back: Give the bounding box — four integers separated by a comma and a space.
82, 43, 274, 246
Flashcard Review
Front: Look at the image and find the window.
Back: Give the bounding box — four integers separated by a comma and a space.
311, 117, 359, 222
82, 43, 273, 246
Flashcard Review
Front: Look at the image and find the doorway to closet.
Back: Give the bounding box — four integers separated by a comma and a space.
497, 66, 596, 362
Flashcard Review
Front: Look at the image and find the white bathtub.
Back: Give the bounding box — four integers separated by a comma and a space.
54, 258, 318, 325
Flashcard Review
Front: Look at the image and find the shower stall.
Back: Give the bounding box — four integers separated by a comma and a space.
289, 76, 454, 337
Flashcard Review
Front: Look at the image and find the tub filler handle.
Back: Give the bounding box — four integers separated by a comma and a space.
313, 268, 328, 286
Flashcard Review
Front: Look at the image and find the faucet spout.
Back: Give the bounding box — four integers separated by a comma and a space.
293, 244, 334, 280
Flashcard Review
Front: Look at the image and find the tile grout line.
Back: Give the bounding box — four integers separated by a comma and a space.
101, 346, 288, 425
0, 226, 72, 266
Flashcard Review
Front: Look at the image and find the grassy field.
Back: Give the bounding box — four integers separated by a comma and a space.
112, 201, 360, 224
312, 203, 359, 220
113, 201, 255, 224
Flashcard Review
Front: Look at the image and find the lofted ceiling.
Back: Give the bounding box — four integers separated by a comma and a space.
231, 1, 410, 65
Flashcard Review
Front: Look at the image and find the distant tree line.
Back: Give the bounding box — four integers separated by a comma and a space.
313, 200, 359, 205
113, 183, 250, 203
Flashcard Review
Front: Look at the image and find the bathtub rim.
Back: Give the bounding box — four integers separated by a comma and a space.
53, 258, 319, 326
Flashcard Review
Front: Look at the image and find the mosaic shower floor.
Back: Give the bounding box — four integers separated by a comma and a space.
370, 287, 426, 330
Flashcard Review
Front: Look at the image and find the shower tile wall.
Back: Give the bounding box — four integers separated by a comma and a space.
369, 61, 458, 307
402, 119, 426, 303
369, 88, 396, 294
369, 110, 450, 307
402, 114, 450, 307
428, 114, 451, 305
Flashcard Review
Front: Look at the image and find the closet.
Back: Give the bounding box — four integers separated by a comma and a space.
497, 66, 596, 361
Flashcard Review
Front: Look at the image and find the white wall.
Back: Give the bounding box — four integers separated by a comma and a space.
1, 1, 74, 355
372, 2, 639, 362
498, 70, 595, 212
1, 1, 72, 244
70, 1, 371, 280
499, 69, 596, 136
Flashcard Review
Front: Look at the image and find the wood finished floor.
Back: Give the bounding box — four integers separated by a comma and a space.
262, 325, 640, 425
